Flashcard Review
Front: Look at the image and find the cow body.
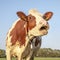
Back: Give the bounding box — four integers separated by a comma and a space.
6, 19, 32, 60
6, 9, 53, 60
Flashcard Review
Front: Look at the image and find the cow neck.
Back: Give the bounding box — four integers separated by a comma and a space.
22, 19, 29, 37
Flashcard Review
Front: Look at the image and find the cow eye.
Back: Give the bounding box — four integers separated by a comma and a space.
28, 15, 32, 20
29, 16, 32, 19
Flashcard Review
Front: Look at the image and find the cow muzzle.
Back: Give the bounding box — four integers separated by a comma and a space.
39, 25, 49, 31
39, 24, 49, 35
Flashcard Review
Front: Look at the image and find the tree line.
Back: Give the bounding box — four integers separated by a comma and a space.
0, 48, 60, 58
36, 48, 60, 57
0, 49, 6, 58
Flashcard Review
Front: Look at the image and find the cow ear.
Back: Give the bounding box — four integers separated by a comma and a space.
17, 11, 27, 21
43, 12, 53, 21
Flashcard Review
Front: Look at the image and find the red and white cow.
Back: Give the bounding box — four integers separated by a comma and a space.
6, 9, 53, 60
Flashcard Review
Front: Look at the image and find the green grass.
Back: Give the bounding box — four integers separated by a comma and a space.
0, 57, 60, 60
35, 57, 60, 60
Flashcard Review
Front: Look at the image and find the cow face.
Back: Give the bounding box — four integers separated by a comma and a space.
17, 9, 53, 37
28, 9, 53, 36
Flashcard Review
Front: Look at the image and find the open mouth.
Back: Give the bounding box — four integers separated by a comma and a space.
39, 26, 48, 31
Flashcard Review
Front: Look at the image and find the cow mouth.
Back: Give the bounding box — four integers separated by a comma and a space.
39, 26, 48, 31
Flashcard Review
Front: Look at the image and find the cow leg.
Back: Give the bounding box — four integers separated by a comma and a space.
30, 54, 34, 60
29, 50, 36, 60
16, 56, 18, 60
17, 55, 22, 60
6, 49, 11, 60
30, 57, 34, 60
26, 50, 33, 60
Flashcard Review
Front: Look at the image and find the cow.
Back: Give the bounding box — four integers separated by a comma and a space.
6, 9, 53, 60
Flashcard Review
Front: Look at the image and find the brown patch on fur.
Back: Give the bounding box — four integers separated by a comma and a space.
9, 14, 36, 46
10, 20, 26, 46
28, 14, 36, 30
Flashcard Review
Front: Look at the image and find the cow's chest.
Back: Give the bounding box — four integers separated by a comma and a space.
10, 43, 31, 57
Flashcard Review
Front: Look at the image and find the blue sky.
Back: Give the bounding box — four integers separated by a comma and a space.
0, 0, 60, 50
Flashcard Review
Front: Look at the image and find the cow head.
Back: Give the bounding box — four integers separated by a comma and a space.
17, 9, 53, 37
28, 9, 53, 36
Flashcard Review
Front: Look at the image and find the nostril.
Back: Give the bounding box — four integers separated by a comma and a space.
39, 26, 48, 30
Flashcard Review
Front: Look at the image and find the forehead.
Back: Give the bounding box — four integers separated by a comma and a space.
29, 9, 44, 24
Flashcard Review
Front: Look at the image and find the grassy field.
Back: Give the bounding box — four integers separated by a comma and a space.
35, 57, 60, 60
0, 57, 60, 60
